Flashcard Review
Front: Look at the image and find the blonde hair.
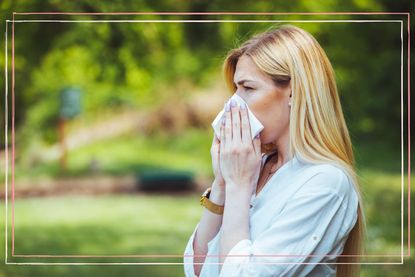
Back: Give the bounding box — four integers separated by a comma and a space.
222, 24, 366, 276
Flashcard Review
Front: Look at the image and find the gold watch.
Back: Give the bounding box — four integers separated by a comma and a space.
200, 187, 224, 215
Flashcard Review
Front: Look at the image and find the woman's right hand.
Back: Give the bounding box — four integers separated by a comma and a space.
210, 134, 226, 190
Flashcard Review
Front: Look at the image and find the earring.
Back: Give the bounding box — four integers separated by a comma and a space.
288, 102, 291, 107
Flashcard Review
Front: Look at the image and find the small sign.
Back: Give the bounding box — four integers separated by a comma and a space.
59, 87, 82, 119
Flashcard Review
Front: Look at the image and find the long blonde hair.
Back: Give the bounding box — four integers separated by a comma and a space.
222, 24, 366, 276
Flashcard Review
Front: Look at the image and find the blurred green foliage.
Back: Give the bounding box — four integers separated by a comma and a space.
0, 0, 412, 151
10, 128, 213, 182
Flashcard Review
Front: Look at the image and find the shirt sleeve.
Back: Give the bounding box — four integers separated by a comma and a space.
183, 222, 200, 277
219, 170, 359, 277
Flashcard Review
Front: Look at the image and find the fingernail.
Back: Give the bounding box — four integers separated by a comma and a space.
240, 102, 247, 110
230, 98, 237, 108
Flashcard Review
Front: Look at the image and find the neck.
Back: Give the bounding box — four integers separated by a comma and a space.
272, 130, 290, 167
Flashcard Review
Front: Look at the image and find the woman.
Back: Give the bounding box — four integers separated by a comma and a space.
183, 24, 366, 277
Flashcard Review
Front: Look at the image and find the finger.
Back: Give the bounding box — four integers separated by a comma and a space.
212, 129, 221, 158
230, 98, 241, 143
239, 102, 251, 143
212, 131, 220, 145
253, 133, 262, 157
211, 133, 220, 157
224, 101, 232, 145
220, 115, 226, 149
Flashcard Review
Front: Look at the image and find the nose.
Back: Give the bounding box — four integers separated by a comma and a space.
234, 91, 246, 102
232, 93, 250, 109
235, 91, 248, 104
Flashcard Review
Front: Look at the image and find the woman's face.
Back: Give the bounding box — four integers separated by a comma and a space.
233, 55, 291, 145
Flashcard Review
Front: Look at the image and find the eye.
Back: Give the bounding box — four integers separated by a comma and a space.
243, 86, 253, 91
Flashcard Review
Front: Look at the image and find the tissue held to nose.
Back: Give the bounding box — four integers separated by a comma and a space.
211, 94, 264, 140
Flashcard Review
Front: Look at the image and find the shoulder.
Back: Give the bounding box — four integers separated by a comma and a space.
287, 162, 359, 231
295, 162, 356, 201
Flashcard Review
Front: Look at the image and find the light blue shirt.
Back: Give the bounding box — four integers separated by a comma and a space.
183, 153, 359, 277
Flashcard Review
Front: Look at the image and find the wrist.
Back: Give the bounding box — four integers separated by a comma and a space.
209, 184, 226, 206
225, 181, 251, 192
225, 184, 252, 200
213, 178, 225, 188
212, 179, 225, 192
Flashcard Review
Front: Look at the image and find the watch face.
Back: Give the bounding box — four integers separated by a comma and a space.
203, 187, 211, 197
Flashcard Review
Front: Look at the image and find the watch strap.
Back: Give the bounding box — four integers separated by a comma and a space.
200, 187, 224, 215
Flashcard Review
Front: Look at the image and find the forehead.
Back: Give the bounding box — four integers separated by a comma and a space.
234, 55, 271, 84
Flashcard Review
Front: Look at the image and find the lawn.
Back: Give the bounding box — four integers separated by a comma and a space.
0, 132, 413, 276
1, 193, 202, 277
0, 186, 413, 276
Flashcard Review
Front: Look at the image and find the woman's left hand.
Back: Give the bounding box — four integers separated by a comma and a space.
219, 98, 262, 193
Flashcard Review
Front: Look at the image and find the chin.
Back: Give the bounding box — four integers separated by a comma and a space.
260, 142, 278, 154
259, 132, 278, 153
259, 132, 275, 144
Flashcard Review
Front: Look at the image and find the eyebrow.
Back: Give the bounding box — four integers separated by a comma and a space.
234, 79, 255, 86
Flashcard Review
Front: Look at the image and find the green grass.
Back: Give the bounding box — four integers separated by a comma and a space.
1, 194, 203, 276
1, 190, 413, 276
0, 133, 413, 276
12, 194, 201, 255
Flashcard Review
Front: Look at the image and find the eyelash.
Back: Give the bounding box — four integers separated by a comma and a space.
243, 86, 253, 90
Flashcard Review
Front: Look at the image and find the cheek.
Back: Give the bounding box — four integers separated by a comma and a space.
247, 101, 271, 124
251, 101, 289, 139
243, 89, 288, 128
248, 96, 282, 123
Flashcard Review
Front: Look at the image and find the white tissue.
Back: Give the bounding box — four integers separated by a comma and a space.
211, 94, 264, 140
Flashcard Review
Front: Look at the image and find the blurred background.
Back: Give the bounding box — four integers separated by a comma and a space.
0, 0, 413, 276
